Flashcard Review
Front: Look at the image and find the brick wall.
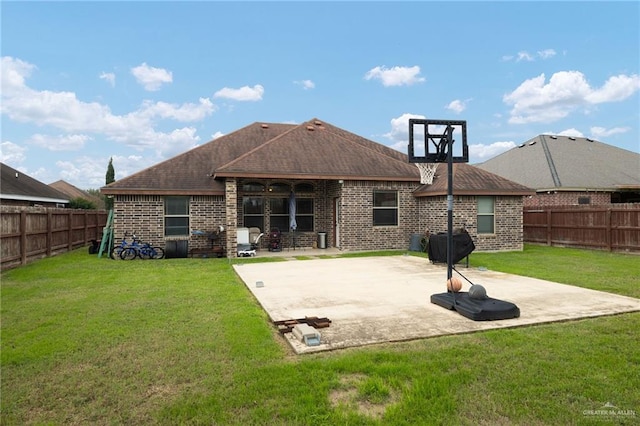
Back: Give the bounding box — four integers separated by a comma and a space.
419, 195, 524, 251
339, 181, 420, 251
114, 194, 226, 250
113, 180, 526, 256
524, 191, 611, 207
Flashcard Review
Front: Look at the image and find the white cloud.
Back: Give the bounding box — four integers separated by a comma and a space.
517, 51, 534, 62
99, 72, 115, 87
211, 131, 225, 140
503, 71, 640, 124
57, 154, 148, 189
557, 128, 584, 137
470, 141, 516, 162
590, 126, 631, 138
137, 98, 216, 122
0, 140, 27, 165
130, 62, 173, 91
445, 99, 472, 114
585, 74, 640, 103
294, 79, 315, 90
0, 56, 213, 158
503, 49, 556, 62
537, 49, 557, 59
28, 133, 91, 151
383, 113, 426, 146
364, 65, 425, 87
214, 84, 264, 101
1, 57, 35, 97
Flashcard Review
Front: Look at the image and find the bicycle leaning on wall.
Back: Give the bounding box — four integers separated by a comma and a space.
120, 234, 165, 260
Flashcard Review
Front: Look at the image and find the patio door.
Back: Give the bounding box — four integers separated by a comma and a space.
333, 197, 341, 248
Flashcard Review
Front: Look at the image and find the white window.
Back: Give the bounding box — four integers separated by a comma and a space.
164, 196, 190, 236
373, 191, 398, 226
477, 196, 495, 234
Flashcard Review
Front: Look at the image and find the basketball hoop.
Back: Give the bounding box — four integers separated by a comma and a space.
416, 163, 438, 185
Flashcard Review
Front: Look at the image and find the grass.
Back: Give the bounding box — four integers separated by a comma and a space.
2, 245, 639, 425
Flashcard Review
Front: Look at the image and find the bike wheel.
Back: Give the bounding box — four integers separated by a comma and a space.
138, 247, 152, 260
110, 248, 122, 259
120, 247, 137, 260
150, 246, 165, 259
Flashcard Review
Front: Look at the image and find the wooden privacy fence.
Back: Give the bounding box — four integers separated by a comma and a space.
1, 207, 108, 271
523, 205, 640, 252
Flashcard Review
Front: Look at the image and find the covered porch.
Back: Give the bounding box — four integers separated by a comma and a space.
225, 178, 343, 257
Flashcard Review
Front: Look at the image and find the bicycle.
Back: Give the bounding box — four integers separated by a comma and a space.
110, 232, 133, 259
120, 235, 165, 260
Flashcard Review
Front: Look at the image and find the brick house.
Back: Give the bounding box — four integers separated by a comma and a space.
101, 118, 533, 257
476, 135, 640, 207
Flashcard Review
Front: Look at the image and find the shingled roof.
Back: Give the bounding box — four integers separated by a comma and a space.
50, 180, 106, 209
413, 163, 534, 197
102, 118, 421, 195
1, 163, 69, 204
476, 135, 640, 191
102, 118, 534, 197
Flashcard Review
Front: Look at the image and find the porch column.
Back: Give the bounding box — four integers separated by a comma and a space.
225, 178, 238, 258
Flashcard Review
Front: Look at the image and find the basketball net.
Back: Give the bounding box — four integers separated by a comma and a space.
416, 163, 438, 185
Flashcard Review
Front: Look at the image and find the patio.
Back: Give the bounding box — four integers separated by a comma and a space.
233, 255, 640, 354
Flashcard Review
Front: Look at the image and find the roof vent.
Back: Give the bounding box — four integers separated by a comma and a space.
314, 120, 323, 126
568, 136, 576, 141
518, 143, 525, 148
306, 125, 315, 131
549, 135, 558, 139
528, 141, 537, 146
586, 138, 594, 142
261, 123, 269, 129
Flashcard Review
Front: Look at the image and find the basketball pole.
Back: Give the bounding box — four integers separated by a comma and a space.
444, 125, 456, 306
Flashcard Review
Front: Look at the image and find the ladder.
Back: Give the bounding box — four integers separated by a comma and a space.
98, 209, 114, 258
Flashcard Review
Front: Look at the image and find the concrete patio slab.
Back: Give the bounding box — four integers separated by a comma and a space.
233, 256, 640, 354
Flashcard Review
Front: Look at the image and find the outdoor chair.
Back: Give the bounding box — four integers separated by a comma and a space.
251, 230, 264, 250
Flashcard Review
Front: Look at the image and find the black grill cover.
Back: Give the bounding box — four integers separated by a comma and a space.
428, 232, 476, 264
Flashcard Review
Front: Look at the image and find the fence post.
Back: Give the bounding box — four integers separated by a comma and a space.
20, 210, 27, 266
47, 210, 53, 256
546, 209, 552, 246
68, 211, 73, 251
606, 208, 612, 251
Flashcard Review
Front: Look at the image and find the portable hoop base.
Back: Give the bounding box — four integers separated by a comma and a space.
430, 292, 520, 321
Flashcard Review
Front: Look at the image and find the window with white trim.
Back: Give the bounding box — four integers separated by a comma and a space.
373, 190, 398, 226
164, 196, 190, 236
477, 196, 495, 234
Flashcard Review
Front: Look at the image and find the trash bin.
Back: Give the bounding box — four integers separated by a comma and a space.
165, 240, 188, 258
409, 233, 422, 252
317, 232, 327, 249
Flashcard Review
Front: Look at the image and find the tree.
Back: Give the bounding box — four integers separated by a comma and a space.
69, 197, 96, 210
105, 157, 115, 210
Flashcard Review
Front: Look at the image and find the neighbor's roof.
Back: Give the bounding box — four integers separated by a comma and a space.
49, 180, 105, 208
476, 135, 640, 192
413, 163, 534, 197
101, 118, 531, 196
1, 163, 69, 204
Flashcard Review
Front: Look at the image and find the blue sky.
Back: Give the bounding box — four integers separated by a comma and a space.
2, 1, 639, 190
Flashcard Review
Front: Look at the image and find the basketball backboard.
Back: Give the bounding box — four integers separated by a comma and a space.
408, 119, 468, 163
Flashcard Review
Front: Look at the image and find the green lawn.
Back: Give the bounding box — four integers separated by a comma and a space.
2, 245, 639, 425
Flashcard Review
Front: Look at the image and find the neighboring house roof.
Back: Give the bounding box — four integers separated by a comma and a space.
1, 163, 69, 204
102, 118, 531, 196
413, 163, 534, 197
49, 180, 105, 209
476, 135, 640, 192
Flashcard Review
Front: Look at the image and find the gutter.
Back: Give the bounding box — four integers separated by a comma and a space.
0, 193, 69, 204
